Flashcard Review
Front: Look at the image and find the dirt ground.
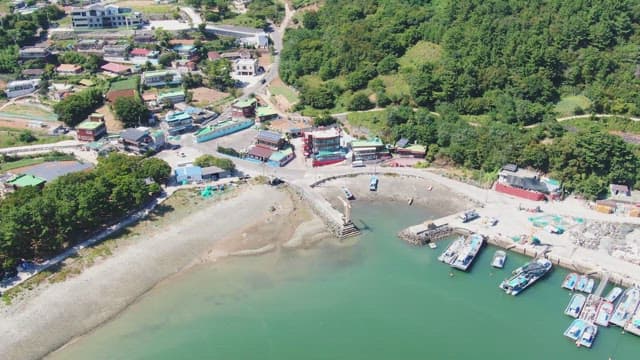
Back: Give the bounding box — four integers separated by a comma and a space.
95, 105, 122, 132
258, 51, 272, 68
191, 87, 230, 107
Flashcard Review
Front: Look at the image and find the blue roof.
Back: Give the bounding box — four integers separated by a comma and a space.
257, 130, 282, 143
175, 165, 202, 177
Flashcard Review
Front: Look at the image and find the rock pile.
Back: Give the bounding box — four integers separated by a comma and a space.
569, 221, 640, 265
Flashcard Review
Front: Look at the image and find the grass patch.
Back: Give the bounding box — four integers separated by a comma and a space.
378, 74, 410, 98
56, 15, 72, 27
110, 77, 139, 91
222, 14, 265, 29
269, 84, 299, 104
398, 41, 442, 70
1, 104, 56, 119
346, 109, 390, 136
126, 3, 177, 15
554, 95, 592, 117
562, 116, 640, 134
0, 157, 46, 171
460, 114, 491, 126
0, 128, 72, 150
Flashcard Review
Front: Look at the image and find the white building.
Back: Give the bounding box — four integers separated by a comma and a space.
19, 47, 49, 60
233, 58, 259, 76
71, 4, 143, 30
141, 70, 183, 87
5, 79, 40, 99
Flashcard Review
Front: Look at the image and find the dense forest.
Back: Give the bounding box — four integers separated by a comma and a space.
281, 0, 640, 197
0, 154, 171, 277
282, 0, 640, 119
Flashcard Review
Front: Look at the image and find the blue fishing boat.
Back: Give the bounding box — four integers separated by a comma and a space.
577, 323, 597, 348
564, 319, 587, 341
611, 287, 640, 327
605, 287, 622, 303
562, 272, 578, 291
451, 234, 485, 271
499, 258, 552, 296
576, 275, 588, 292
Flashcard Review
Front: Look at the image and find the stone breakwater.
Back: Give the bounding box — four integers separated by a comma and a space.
287, 183, 354, 238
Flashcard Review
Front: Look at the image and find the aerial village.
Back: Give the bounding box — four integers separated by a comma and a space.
1, 1, 640, 354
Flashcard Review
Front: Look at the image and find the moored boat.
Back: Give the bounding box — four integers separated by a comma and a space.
437, 236, 465, 265
342, 187, 354, 200
579, 295, 600, 323
610, 287, 640, 327
499, 258, 553, 296
605, 287, 623, 303
594, 301, 614, 327
576, 275, 588, 292
577, 323, 598, 348
584, 278, 596, 294
451, 234, 485, 271
491, 250, 507, 269
428, 242, 437, 249
564, 319, 587, 341
562, 272, 578, 291
564, 294, 586, 318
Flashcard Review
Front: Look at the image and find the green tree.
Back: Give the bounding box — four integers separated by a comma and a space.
53, 88, 104, 127
348, 92, 374, 111
113, 96, 149, 128
193, 154, 236, 171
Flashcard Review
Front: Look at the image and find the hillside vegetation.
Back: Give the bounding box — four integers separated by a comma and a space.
281, 0, 640, 198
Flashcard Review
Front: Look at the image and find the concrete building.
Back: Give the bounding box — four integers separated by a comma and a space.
119, 128, 164, 153
256, 130, 284, 150
304, 127, 344, 167
231, 98, 257, 118
157, 89, 186, 105
141, 70, 182, 87
103, 45, 129, 58
165, 111, 193, 135
350, 138, 389, 161
233, 58, 258, 76
5, 79, 40, 99
76, 39, 104, 55
175, 165, 202, 184
56, 64, 83, 75
101, 62, 132, 75
71, 3, 143, 30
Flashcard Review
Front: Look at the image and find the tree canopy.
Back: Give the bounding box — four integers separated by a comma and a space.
53, 88, 104, 127
113, 96, 149, 128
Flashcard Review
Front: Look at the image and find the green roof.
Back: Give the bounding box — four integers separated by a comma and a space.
158, 89, 185, 98
233, 98, 257, 108
405, 144, 426, 152
269, 147, 293, 161
8, 174, 46, 187
256, 105, 277, 117
351, 138, 384, 148
77, 121, 104, 130
109, 77, 138, 91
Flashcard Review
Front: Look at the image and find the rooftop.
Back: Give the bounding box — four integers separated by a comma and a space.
56, 64, 82, 72
257, 130, 283, 143
8, 174, 46, 187
256, 105, 277, 118
120, 128, 149, 142
21, 161, 93, 182
130, 48, 151, 57
101, 62, 131, 74
248, 144, 274, 159
351, 138, 383, 148
202, 166, 225, 176
77, 120, 105, 130
194, 118, 253, 136
233, 98, 257, 108
307, 127, 340, 139
269, 147, 293, 162
158, 89, 185, 99
144, 69, 177, 77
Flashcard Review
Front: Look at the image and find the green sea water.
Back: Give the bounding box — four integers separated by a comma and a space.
49, 202, 638, 360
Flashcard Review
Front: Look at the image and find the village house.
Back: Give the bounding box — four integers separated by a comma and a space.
157, 89, 186, 105
71, 3, 143, 29
610, 184, 631, 197
19, 47, 49, 60
496, 164, 562, 201
246, 144, 274, 163
119, 128, 164, 153
174, 103, 218, 124
207, 51, 221, 61
141, 70, 182, 87
256, 105, 278, 122
103, 45, 129, 58
21, 68, 45, 79
175, 165, 202, 184
303, 127, 344, 166
201, 166, 229, 181
130, 48, 152, 58
395, 138, 427, 158
350, 137, 389, 161
5, 79, 40, 99
76, 39, 104, 55
233, 58, 258, 76
220, 49, 252, 60
268, 147, 295, 167
256, 130, 284, 150
164, 111, 193, 135
231, 98, 257, 118
56, 64, 83, 75
76, 113, 107, 141
101, 62, 132, 76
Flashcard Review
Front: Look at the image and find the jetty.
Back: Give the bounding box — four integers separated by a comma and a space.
399, 222, 453, 246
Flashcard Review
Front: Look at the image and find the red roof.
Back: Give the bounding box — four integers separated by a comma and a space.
248, 145, 274, 159
130, 48, 150, 57
107, 89, 136, 103
207, 51, 221, 60
142, 93, 157, 102
101, 63, 131, 74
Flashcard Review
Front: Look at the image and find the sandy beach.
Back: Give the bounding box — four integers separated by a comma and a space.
0, 184, 332, 360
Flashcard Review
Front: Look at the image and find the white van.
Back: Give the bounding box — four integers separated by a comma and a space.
352, 160, 365, 168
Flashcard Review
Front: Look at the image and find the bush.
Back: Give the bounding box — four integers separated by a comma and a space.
217, 146, 241, 158
348, 92, 374, 111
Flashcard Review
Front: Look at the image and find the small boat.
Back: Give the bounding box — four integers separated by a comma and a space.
565, 294, 587, 318
624, 306, 640, 336
499, 258, 553, 296
584, 278, 596, 294
428, 242, 437, 249
577, 323, 598, 348
610, 287, 640, 327
437, 237, 465, 265
369, 176, 378, 191
342, 187, 354, 200
605, 287, 623, 303
576, 275, 588, 292
595, 301, 614, 327
579, 295, 600, 323
564, 319, 587, 341
451, 234, 485, 271
408, 197, 414, 205
491, 250, 507, 269
562, 273, 578, 291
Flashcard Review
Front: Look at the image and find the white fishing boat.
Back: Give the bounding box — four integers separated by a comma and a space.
499, 258, 553, 296
451, 234, 485, 271
437, 236, 465, 265
610, 287, 640, 327
564, 293, 586, 318
594, 301, 614, 327
605, 287, 623, 303
428, 242, 437, 249
342, 187, 354, 200
579, 295, 600, 323
584, 278, 596, 294
491, 250, 507, 269
577, 323, 597, 348
562, 272, 578, 291
564, 319, 587, 341
576, 275, 588, 292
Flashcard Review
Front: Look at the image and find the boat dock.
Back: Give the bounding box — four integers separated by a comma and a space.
593, 272, 609, 298
399, 222, 453, 246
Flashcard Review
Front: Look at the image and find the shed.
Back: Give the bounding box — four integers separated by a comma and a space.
201, 166, 228, 180
8, 174, 46, 188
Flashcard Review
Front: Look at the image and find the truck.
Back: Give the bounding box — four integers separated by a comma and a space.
459, 210, 479, 223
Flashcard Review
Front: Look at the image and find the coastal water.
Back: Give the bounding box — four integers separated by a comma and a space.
50, 202, 638, 360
